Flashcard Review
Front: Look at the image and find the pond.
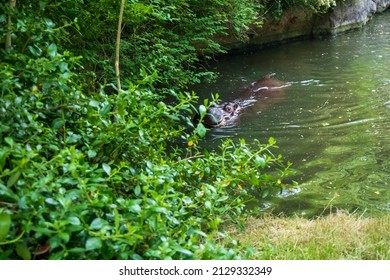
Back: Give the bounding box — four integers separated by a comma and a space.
194, 11, 390, 217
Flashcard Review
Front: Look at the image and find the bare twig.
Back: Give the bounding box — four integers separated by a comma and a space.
180, 155, 205, 162
5, 0, 17, 50
115, 0, 126, 94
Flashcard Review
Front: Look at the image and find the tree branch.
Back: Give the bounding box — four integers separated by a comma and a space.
115, 0, 126, 94
5, 0, 17, 50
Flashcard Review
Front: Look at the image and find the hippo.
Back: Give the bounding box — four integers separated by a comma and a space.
202, 102, 242, 127
247, 74, 287, 93
199, 74, 287, 128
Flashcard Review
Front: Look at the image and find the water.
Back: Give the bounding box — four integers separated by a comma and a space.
194, 11, 390, 217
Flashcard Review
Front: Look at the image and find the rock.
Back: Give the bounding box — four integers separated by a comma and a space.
313, 0, 390, 36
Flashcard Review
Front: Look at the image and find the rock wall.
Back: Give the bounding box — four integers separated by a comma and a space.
314, 0, 390, 35
221, 0, 390, 51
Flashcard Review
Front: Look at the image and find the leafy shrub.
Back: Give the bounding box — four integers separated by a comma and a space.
0, 0, 293, 259
53, 0, 266, 90
0, 51, 292, 258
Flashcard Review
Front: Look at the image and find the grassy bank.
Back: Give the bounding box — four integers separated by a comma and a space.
227, 211, 390, 259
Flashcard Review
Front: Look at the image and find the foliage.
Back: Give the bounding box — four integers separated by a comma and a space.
50, 0, 266, 90
0, 55, 291, 259
262, 0, 338, 18
0, 0, 293, 259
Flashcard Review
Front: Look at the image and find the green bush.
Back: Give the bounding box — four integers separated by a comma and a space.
0, 0, 293, 259
53, 0, 266, 90
0, 53, 291, 258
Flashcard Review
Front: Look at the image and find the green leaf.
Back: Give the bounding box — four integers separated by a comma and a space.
152, 207, 168, 214
254, 156, 266, 168
89, 100, 100, 108
199, 105, 207, 117
67, 216, 81, 226
193, 229, 207, 237
45, 198, 58, 205
47, 43, 57, 58
0, 150, 7, 171
28, 45, 42, 57
49, 251, 64, 260
129, 204, 141, 214
48, 144, 60, 152
29, 226, 55, 235
36, 101, 44, 109
85, 237, 102, 251
7, 171, 21, 188
0, 184, 18, 201
65, 133, 81, 144
182, 196, 192, 204
4, 137, 14, 147
130, 253, 143, 260
59, 62, 68, 72
101, 104, 112, 116
48, 236, 61, 249
102, 163, 111, 176
205, 201, 211, 209
88, 150, 97, 158
174, 246, 193, 257
268, 137, 276, 145
114, 208, 120, 229
134, 185, 141, 196
217, 196, 228, 202
52, 118, 66, 131
16, 243, 31, 260
0, 213, 11, 241
90, 218, 107, 230
68, 247, 86, 254
67, 225, 83, 232
196, 123, 207, 138
261, 189, 269, 198
58, 232, 70, 243
250, 173, 260, 186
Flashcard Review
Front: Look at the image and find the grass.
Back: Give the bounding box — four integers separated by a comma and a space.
227, 211, 390, 259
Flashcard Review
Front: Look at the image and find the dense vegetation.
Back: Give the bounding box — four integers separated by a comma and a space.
1, 0, 337, 259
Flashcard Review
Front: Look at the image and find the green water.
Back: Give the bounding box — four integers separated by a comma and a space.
195, 11, 390, 216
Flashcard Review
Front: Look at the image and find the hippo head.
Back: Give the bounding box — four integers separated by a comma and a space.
202, 102, 241, 127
